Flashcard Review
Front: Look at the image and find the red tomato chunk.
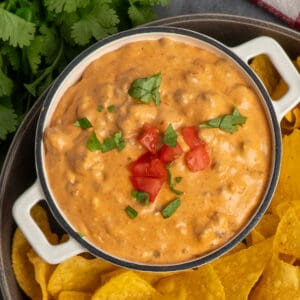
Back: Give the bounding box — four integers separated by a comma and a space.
185, 144, 210, 172
138, 124, 160, 154
159, 143, 183, 163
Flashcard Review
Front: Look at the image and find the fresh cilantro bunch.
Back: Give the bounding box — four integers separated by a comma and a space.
0, 0, 169, 167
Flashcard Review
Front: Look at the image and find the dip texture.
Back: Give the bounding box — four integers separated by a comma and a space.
44, 38, 272, 264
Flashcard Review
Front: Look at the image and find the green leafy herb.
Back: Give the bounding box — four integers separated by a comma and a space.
131, 190, 150, 205
125, 205, 138, 219
175, 176, 182, 183
163, 124, 177, 147
162, 198, 181, 218
199, 107, 247, 134
128, 73, 162, 105
74, 117, 93, 129
107, 105, 115, 112
97, 105, 104, 112
166, 163, 183, 196
100, 130, 125, 152
0, 0, 170, 169
87, 131, 101, 152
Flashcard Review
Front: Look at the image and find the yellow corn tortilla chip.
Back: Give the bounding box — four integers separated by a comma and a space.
224, 242, 247, 256
246, 229, 265, 246
212, 238, 273, 300
155, 264, 225, 299
250, 54, 280, 95
11, 204, 58, 299
273, 208, 300, 258
295, 56, 300, 72
11, 228, 42, 300
249, 255, 300, 299
269, 129, 300, 213
275, 201, 300, 218
271, 78, 288, 100
254, 213, 280, 238
47, 256, 116, 297
92, 271, 158, 300
27, 249, 56, 300
57, 291, 92, 300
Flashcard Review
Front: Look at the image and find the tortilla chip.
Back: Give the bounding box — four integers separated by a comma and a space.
155, 264, 225, 299
269, 129, 300, 213
92, 271, 158, 300
250, 54, 280, 95
271, 78, 288, 100
11, 228, 42, 300
250, 255, 300, 299
246, 229, 265, 246
255, 213, 280, 238
224, 242, 247, 256
213, 238, 273, 299
48, 256, 115, 297
57, 291, 92, 300
11, 204, 58, 299
273, 208, 300, 258
27, 249, 56, 300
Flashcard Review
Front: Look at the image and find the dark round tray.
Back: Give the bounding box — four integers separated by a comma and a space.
1, 13, 300, 300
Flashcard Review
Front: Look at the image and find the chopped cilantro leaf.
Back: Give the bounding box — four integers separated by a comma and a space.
128, 73, 162, 105
131, 190, 150, 205
107, 105, 115, 112
166, 163, 183, 196
199, 107, 247, 134
77, 231, 85, 238
44, 0, 89, 14
162, 198, 181, 218
112, 131, 126, 151
163, 124, 177, 147
125, 205, 138, 219
74, 117, 93, 129
175, 176, 182, 183
97, 105, 104, 112
87, 131, 101, 152
100, 136, 116, 153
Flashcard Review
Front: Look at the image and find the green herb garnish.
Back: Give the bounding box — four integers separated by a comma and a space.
131, 190, 150, 205
87, 131, 101, 152
128, 73, 162, 105
163, 124, 177, 147
175, 176, 183, 183
74, 117, 93, 129
77, 232, 85, 238
0, 0, 170, 168
166, 163, 183, 195
125, 206, 138, 219
97, 105, 104, 112
87, 130, 125, 153
107, 105, 115, 112
199, 107, 247, 134
162, 198, 181, 218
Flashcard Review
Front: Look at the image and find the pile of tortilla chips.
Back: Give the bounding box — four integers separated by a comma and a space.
11, 55, 300, 300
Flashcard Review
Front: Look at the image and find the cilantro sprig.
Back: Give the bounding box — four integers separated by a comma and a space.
0, 0, 170, 168
163, 124, 177, 147
199, 107, 247, 134
128, 73, 162, 105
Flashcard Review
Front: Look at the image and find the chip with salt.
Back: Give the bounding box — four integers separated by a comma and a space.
250, 54, 280, 94
47, 256, 115, 297
92, 271, 158, 300
273, 208, 300, 258
212, 238, 273, 299
57, 290, 92, 300
155, 264, 225, 299
27, 249, 56, 300
269, 129, 300, 214
249, 255, 300, 299
11, 204, 58, 299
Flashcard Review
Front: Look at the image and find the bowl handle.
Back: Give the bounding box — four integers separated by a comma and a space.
232, 36, 300, 121
12, 180, 85, 264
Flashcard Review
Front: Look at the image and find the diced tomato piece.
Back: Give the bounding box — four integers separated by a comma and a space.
185, 144, 210, 172
182, 126, 203, 149
159, 143, 183, 163
138, 124, 160, 154
130, 176, 164, 202
148, 158, 168, 180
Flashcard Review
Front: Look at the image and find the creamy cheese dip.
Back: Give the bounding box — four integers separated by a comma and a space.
44, 38, 272, 264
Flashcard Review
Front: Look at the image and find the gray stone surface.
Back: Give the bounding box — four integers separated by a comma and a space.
157, 0, 283, 25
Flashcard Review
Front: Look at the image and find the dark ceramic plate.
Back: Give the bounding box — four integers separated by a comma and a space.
1, 13, 300, 299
